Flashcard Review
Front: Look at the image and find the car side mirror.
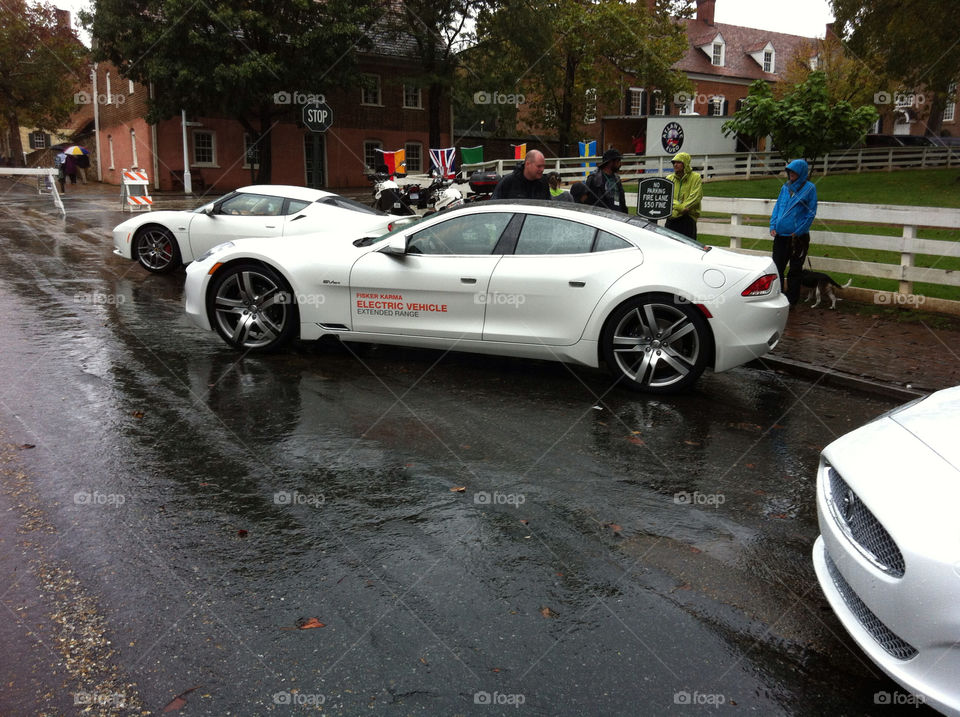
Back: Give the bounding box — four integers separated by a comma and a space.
377, 234, 408, 256
202, 205, 216, 216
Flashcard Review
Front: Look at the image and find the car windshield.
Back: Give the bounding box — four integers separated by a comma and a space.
355, 215, 428, 246
627, 216, 710, 251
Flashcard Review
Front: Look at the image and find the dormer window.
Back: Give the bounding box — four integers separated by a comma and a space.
698, 34, 725, 67
810, 54, 819, 71
748, 42, 775, 74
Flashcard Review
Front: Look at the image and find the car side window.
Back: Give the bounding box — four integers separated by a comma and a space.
220, 193, 284, 216
407, 212, 512, 255
594, 231, 632, 252
285, 199, 311, 215
514, 215, 596, 255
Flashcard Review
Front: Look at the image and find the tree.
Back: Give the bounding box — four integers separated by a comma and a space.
722, 71, 878, 162
84, 0, 382, 182
0, 0, 89, 166
831, 0, 959, 135
467, 0, 691, 156
384, 0, 481, 152
781, 35, 883, 108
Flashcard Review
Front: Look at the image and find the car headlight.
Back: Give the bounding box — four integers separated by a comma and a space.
196, 241, 235, 263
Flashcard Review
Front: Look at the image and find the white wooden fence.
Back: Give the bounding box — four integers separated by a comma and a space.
699, 197, 960, 302
465, 146, 960, 183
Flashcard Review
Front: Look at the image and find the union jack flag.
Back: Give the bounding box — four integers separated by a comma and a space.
429, 147, 456, 178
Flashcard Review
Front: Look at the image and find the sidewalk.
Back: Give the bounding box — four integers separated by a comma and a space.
762, 301, 960, 398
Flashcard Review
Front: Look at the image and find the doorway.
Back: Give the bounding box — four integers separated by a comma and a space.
304, 134, 326, 189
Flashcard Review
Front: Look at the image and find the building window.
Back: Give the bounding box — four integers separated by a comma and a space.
243, 133, 260, 168
944, 83, 957, 122
763, 50, 773, 73
809, 54, 819, 70
29, 131, 49, 149
708, 96, 725, 116
629, 88, 645, 116
108, 135, 115, 170
105, 72, 113, 103
128, 79, 135, 94
361, 75, 381, 106
654, 94, 665, 116
404, 142, 422, 173
584, 88, 597, 124
712, 42, 724, 66
403, 85, 422, 109
192, 130, 216, 166
364, 140, 383, 171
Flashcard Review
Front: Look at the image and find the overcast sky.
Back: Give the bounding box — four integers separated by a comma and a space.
59, 0, 837, 46
714, 0, 835, 37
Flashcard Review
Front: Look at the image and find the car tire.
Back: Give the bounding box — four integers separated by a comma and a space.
134, 225, 181, 273
208, 263, 298, 351
601, 293, 712, 393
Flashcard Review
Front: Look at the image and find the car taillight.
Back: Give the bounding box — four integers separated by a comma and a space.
741, 274, 777, 296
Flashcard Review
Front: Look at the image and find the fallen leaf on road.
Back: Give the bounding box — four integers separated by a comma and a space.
540, 606, 557, 618
450, 486, 466, 493
131, 410, 145, 419
296, 617, 326, 629
161, 686, 202, 713
19, 444, 35, 450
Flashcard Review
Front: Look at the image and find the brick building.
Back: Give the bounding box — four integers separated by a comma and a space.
90, 36, 449, 192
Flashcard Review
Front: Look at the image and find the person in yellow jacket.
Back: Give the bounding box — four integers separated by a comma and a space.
665, 151, 703, 239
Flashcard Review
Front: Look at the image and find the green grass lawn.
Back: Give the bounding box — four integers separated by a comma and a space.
703, 168, 960, 208
695, 169, 960, 301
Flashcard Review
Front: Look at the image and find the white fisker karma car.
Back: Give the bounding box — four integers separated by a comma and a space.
183, 200, 789, 393
113, 185, 412, 273
813, 386, 960, 715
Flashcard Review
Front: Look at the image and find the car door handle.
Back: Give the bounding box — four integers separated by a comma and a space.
460, 278, 478, 284
569, 281, 586, 287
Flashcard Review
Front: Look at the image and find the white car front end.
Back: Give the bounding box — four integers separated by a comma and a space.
813, 386, 960, 716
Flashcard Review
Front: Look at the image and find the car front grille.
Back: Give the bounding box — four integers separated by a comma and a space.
824, 551, 918, 661
826, 465, 905, 578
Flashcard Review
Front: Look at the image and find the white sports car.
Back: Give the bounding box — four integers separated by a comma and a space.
184, 200, 788, 393
813, 386, 960, 715
112, 185, 411, 273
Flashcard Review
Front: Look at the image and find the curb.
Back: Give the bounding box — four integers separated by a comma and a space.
748, 355, 928, 401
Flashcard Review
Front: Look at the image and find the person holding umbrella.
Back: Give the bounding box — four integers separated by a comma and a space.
64, 145, 90, 185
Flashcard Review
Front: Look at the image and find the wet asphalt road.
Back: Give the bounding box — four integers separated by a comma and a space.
0, 191, 931, 715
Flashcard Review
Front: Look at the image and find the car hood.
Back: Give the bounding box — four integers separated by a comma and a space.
115, 209, 193, 229
886, 385, 960, 473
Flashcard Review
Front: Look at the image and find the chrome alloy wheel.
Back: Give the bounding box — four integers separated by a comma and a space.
211, 266, 295, 350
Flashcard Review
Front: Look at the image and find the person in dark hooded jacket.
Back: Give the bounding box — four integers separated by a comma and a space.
770, 159, 818, 305
491, 150, 551, 200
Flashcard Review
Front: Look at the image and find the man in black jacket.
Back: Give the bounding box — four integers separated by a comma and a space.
491, 150, 551, 200
585, 148, 627, 213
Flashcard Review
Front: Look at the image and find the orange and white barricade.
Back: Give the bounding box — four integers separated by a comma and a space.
120, 168, 153, 212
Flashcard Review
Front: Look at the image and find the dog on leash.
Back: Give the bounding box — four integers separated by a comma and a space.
798, 270, 852, 309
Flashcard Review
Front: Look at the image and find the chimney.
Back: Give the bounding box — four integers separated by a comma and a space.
697, 0, 715, 26
55, 8, 71, 28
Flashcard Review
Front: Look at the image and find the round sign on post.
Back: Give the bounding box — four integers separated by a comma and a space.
636, 177, 674, 220
302, 101, 333, 133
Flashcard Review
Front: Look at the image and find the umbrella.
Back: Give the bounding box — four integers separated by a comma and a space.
63, 145, 90, 155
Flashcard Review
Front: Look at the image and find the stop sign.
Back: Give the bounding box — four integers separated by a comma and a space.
302, 101, 333, 133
